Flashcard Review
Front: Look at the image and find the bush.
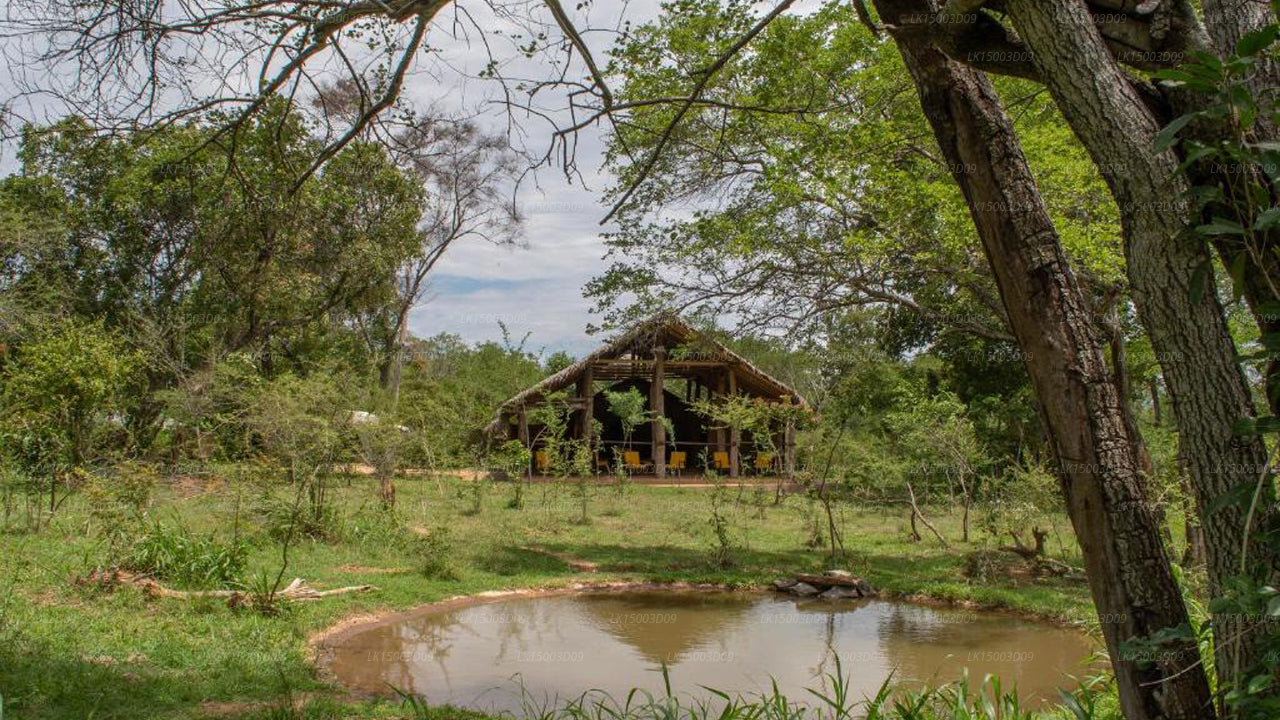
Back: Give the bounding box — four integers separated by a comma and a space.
340, 504, 410, 550
255, 489, 340, 542
414, 525, 460, 580
123, 521, 248, 588
84, 462, 158, 552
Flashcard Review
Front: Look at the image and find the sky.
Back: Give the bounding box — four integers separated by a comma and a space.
0, 0, 664, 359
1, 1, 834, 358
406, 122, 620, 358
396, 1, 662, 358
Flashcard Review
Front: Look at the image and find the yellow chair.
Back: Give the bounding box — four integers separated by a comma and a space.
754, 452, 775, 473
535, 451, 550, 473
623, 450, 646, 472
713, 451, 731, 471
668, 452, 687, 475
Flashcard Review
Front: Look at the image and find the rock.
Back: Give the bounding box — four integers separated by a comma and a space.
789, 582, 821, 597
823, 569, 854, 579
855, 579, 875, 596
773, 578, 798, 591
818, 586, 861, 600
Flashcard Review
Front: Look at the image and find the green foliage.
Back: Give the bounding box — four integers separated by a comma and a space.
397, 333, 546, 465
604, 387, 648, 447
591, 0, 1119, 351
0, 318, 140, 469
414, 525, 460, 580
1154, 22, 1280, 714
490, 439, 533, 508
691, 393, 807, 460
706, 487, 740, 569
337, 504, 410, 551
123, 521, 248, 588
83, 462, 158, 553
0, 106, 429, 454
254, 487, 339, 543
979, 463, 1062, 543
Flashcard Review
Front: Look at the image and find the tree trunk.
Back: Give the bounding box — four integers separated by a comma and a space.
378, 474, 396, 509
1004, 0, 1276, 696
1183, 478, 1208, 568
871, 2, 1216, 717
1150, 376, 1162, 427
1166, 1, 1280, 418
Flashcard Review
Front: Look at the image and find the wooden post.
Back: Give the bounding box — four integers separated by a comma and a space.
579, 365, 596, 472
652, 348, 666, 478
578, 365, 595, 439
728, 368, 740, 478
714, 374, 727, 456
517, 407, 531, 475
784, 419, 796, 477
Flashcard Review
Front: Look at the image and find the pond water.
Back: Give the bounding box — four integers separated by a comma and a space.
327, 591, 1097, 714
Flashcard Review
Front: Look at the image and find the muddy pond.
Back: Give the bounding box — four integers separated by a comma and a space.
327, 591, 1097, 714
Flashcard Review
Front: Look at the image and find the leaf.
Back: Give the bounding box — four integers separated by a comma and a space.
1175, 146, 1218, 174
1197, 217, 1247, 235
1235, 415, 1280, 434
1237, 26, 1279, 57
1247, 674, 1273, 694
1268, 594, 1280, 617
1189, 259, 1211, 304
1255, 207, 1280, 231
1206, 480, 1260, 516
1230, 251, 1249, 301
1154, 114, 1196, 153
1188, 51, 1225, 72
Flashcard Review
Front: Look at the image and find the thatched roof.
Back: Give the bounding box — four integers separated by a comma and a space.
483, 313, 806, 436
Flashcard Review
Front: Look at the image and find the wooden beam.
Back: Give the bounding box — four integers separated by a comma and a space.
652, 347, 666, 478
728, 368, 739, 478
593, 358, 727, 369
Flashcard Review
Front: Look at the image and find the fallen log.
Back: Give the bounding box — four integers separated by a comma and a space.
84, 571, 376, 603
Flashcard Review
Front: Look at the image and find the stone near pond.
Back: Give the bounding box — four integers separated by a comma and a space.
773, 578, 798, 591
823, 569, 854, 579
788, 582, 821, 597
855, 579, 876, 597
818, 586, 861, 600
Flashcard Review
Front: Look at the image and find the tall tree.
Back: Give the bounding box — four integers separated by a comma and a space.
603, 2, 1214, 716
995, 0, 1278, 692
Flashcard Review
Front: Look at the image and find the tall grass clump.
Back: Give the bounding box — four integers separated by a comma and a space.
123, 521, 248, 588
393, 655, 1096, 720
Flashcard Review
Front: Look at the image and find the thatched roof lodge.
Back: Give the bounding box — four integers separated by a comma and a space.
484, 314, 807, 478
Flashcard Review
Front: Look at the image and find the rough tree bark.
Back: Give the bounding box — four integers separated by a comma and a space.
870, 2, 1216, 718
1193, 1, 1280, 417
1003, 0, 1278, 692
1200, 0, 1280, 138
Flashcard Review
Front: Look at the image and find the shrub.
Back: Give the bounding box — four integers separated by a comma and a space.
84, 462, 158, 553
414, 525, 460, 580
340, 504, 410, 550
123, 521, 248, 588
255, 489, 340, 542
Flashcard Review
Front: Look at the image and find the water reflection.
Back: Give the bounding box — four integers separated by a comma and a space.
329, 592, 1096, 715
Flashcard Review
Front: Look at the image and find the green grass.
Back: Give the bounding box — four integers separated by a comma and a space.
0, 473, 1098, 720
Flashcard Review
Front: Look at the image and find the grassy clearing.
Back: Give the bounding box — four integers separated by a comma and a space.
0, 472, 1097, 720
